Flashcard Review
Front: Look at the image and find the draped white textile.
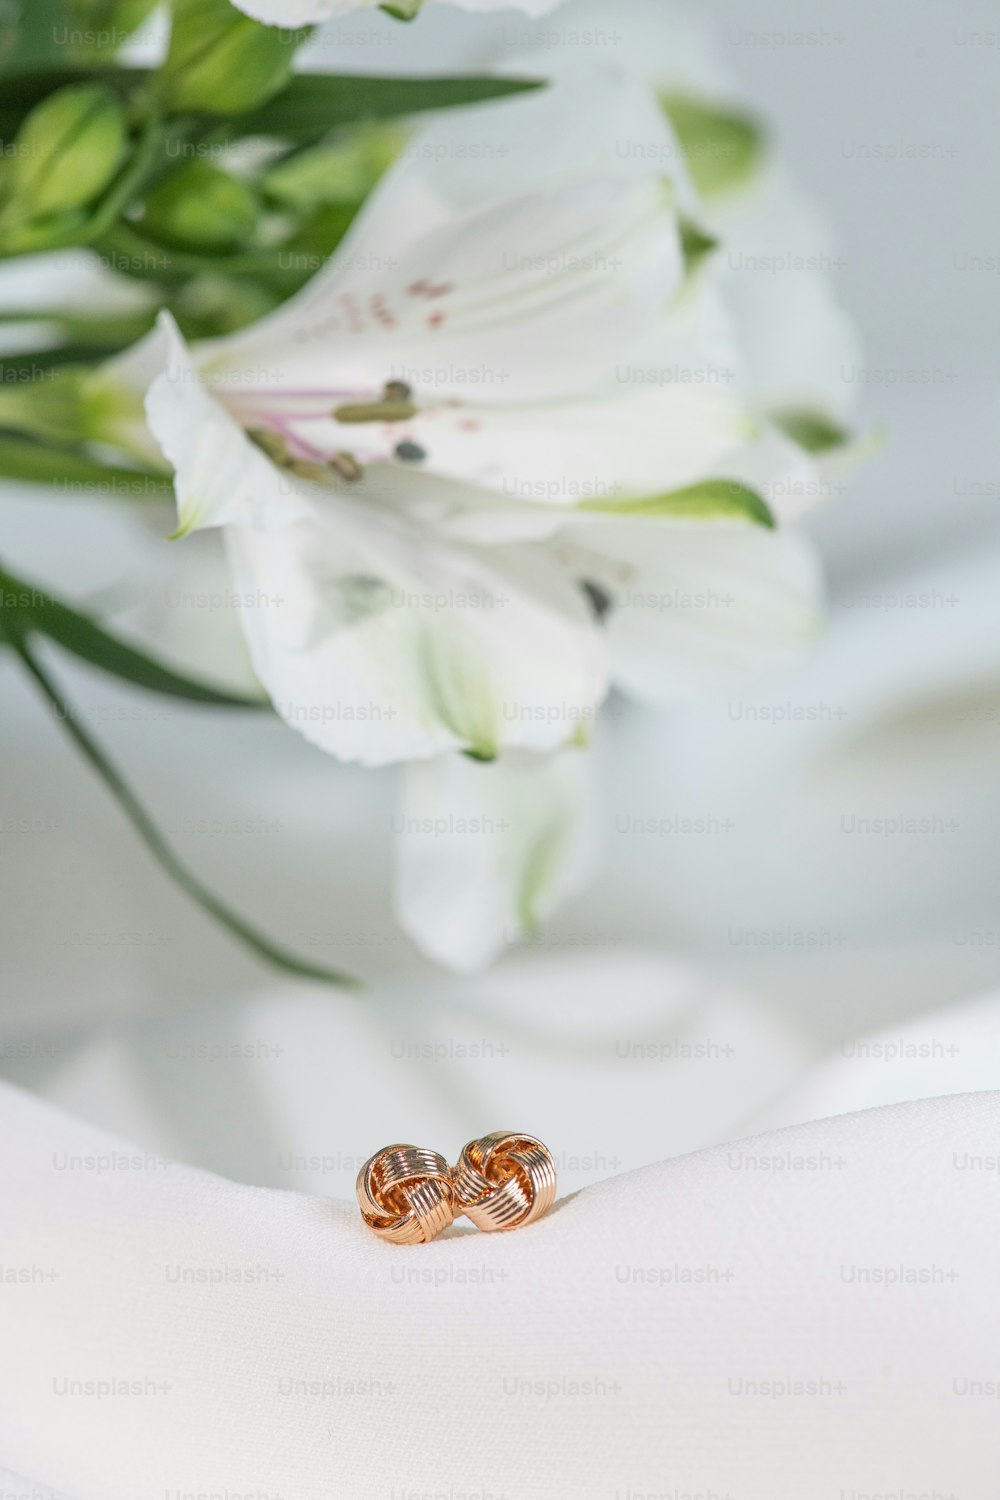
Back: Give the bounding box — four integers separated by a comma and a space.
3, 1057, 999, 1498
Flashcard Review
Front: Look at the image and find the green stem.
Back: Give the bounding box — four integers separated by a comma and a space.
95, 218, 305, 283
11, 632, 361, 991
0, 560, 265, 707
0, 308, 156, 345
0, 432, 171, 495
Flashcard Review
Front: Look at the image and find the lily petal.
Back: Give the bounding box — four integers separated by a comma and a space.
394, 744, 597, 972
144, 314, 608, 766
201, 175, 684, 407
554, 517, 825, 704
230, 0, 564, 22
376, 57, 695, 211
145, 313, 312, 536
713, 419, 829, 525
223, 510, 608, 765
712, 166, 862, 426
288, 381, 752, 532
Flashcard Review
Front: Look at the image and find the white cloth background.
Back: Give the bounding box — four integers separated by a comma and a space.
3, 1071, 1000, 1499
5, 971, 1000, 1498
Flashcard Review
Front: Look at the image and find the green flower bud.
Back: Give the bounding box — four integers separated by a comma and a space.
5, 84, 127, 219
0, 365, 144, 453
142, 162, 259, 252
158, 0, 309, 116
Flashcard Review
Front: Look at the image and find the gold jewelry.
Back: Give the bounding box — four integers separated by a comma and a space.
451, 1132, 557, 1232
356, 1144, 455, 1245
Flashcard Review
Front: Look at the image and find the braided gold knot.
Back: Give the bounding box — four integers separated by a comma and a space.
451, 1132, 557, 1232
356, 1144, 455, 1245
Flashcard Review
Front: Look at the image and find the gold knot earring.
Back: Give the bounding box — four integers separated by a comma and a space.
356, 1133, 557, 1243
356, 1144, 455, 1245
451, 1132, 557, 1233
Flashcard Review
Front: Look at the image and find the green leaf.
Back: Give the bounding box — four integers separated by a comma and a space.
661, 92, 764, 199
0, 432, 170, 494
0, 0, 64, 78
261, 124, 403, 212
95, 219, 266, 285
64, 0, 159, 58
0, 345, 121, 375
0, 563, 265, 707
93, 219, 333, 301
0, 308, 156, 351
774, 408, 850, 455
240, 72, 544, 142
258, 200, 362, 295
8, 631, 359, 989
581, 479, 776, 529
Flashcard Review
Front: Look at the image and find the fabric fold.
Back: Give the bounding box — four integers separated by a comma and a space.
3, 1079, 999, 1498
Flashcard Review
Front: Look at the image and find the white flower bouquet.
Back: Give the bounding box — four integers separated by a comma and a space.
0, 0, 861, 979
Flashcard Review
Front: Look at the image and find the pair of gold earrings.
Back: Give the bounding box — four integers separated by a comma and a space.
356, 1131, 556, 1245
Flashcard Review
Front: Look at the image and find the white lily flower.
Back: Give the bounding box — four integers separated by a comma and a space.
185, 171, 752, 519
229, 0, 565, 27
98, 62, 836, 968
144, 313, 606, 766
116, 146, 790, 768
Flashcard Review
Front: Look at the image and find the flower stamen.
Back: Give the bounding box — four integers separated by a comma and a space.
333, 379, 418, 425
